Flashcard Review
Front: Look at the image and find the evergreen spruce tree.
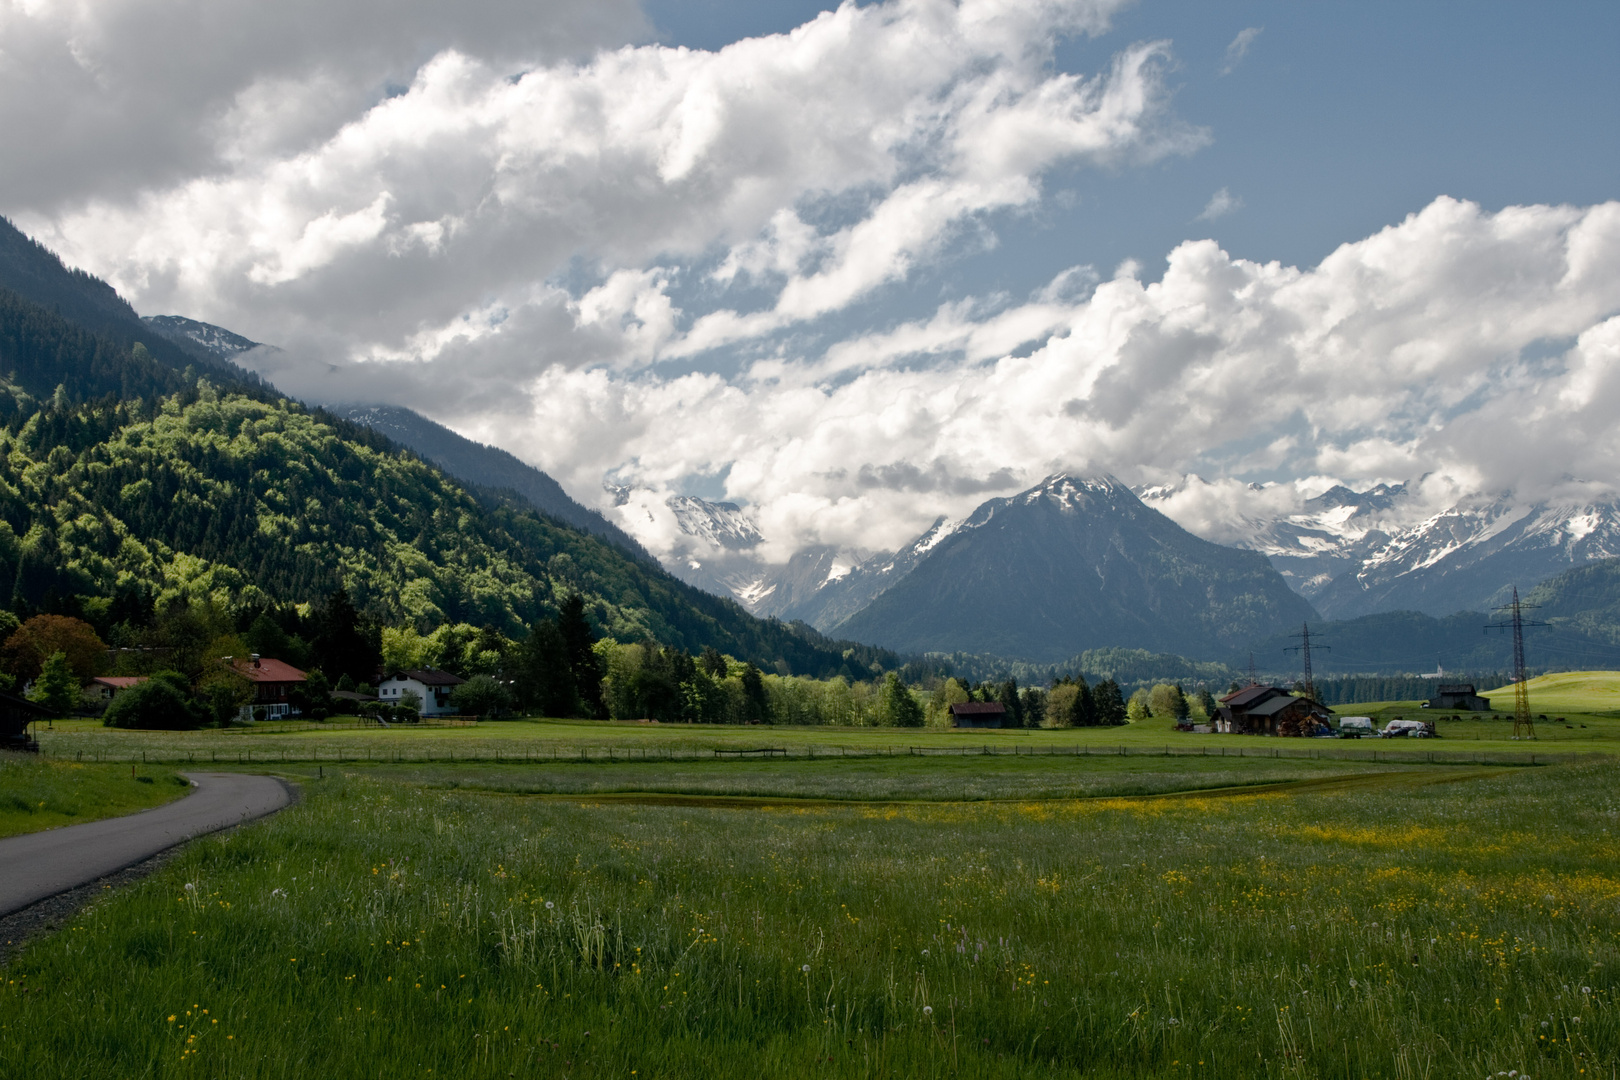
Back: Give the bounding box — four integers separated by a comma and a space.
1069, 678, 1097, 727
1093, 679, 1127, 725
558, 593, 605, 718
515, 619, 577, 717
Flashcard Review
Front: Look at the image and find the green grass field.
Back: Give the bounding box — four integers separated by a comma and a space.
0, 753, 191, 838
1, 754, 1616, 1078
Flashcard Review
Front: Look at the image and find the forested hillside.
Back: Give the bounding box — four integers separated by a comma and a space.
0, 238, 892, 684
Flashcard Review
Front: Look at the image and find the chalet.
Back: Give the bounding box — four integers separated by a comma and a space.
1425, 683, 1491, 711
1214, 685, 1334, 736
378, 669, 465, 716
224, 654, 307, 721
86, 675, 147, 703
949, 701, 1010, 728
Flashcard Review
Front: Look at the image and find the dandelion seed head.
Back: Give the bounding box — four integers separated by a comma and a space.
801, 964, 811, 973
923, 1006, 932, 1015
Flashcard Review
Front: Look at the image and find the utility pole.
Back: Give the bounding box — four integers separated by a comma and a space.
1247, 653, 1258, 687
1486, 586, 1547, 739
1284, 623, 1329, 703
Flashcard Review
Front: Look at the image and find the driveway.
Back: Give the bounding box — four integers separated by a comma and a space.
0, 772, 293, 917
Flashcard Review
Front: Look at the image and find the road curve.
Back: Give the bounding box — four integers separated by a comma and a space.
0, 772, 292, 917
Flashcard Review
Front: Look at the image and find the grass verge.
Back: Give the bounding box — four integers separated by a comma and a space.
0, 754, 190, 838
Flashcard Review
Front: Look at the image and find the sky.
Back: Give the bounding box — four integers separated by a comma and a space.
4, 0, 1619, 564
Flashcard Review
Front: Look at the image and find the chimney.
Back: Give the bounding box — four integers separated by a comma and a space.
251, 653, 261, 667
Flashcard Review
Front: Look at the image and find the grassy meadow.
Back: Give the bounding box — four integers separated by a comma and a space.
2, 754, 1617, 1078
0, 754, 190, 838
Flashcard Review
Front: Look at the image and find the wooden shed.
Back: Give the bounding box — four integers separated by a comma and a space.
949, 702, 1010, 729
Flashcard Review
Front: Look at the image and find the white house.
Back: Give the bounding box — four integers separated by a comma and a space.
377, 668, 465, 716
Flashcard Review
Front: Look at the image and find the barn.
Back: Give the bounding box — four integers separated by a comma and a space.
949, 702, 1011, 728
1425, 683, 1491, 711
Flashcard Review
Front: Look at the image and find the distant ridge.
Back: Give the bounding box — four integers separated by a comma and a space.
0, 217, 260, 389
330, 403, 653, 562
835, 474, 1317, 662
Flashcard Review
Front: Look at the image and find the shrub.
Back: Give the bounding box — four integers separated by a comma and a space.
103, 672, 204, 730
451, 674, 512, 718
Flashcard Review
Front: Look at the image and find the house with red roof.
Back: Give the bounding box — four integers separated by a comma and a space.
225, 654, 307, 721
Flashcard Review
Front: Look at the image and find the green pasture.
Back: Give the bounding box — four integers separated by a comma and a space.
28, 703, 1620, 766
2, 756, 1616, 1078
0, 754, 190, 839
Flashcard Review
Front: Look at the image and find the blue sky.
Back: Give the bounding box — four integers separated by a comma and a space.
645, 0, 1620, 293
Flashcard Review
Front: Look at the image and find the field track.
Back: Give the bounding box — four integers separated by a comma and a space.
519, 763, 1514, 809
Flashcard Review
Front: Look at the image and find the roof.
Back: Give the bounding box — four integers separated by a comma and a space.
90, 676, 147, 689
330, 690, 377, 702
1220, 685, 1285, 708
948, 702, 1007, 715
1434, 684, 1480, 696
385, 669, 466, 687
225, 656, 307, 683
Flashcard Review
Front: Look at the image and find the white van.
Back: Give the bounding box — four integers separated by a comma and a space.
1338, 716, 1375, 738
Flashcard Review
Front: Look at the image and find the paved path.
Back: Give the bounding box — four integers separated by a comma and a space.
0, 772, 292, 917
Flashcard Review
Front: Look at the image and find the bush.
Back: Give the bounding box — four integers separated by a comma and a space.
103, 672, 204, 730
451, 674, 512, 717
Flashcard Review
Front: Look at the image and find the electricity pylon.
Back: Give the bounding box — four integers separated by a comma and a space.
1486, 586, 1547, 739
1283, 623, 1329, 703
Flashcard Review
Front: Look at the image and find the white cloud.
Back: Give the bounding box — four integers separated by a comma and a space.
1197, 186, 1241, 221
463, 197, 1620, 562
1219, 26, 1262, 76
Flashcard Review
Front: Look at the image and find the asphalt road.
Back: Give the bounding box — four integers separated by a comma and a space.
0, 772, 292, 917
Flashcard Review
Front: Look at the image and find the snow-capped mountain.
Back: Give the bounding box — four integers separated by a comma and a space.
141, 315, 262, 361
1140, 482, 1413, 599
1143, 479, 1620, 619
1312, 493, 1620, 618
650, 494, 957, 629
835, 474, 1314, 661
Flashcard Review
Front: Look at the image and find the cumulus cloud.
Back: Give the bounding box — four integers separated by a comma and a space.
1219, 26, 1262, 75
22, 0, 1180, 374
486, 197, 1620, 562
0, 0, 646, 211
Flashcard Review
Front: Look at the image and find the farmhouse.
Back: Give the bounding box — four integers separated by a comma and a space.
1425, 683, 1491, 711
378, 668, 465, 716
949, 701, 1010, 728
86, 675, 147, 703
1214, 685, 1334, 736
224, 654, 308, 721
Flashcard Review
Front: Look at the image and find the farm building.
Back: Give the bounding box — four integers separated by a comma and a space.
1214, 685, 1334, 736
85, 675, 147, 703
949, 702, 1010, 728
1425, 683, 1491, 711
0, 691, 51, 751
224, 654, 308, 721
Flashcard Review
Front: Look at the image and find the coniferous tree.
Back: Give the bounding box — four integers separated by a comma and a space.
740, 662, 770, 723
1093, 679, 1127, 725
997, 678, 1024, 727
1069, 678, 1097, 727
515, 619, 577, 717
313, 589, 380, 684
558, 593, 605, 717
